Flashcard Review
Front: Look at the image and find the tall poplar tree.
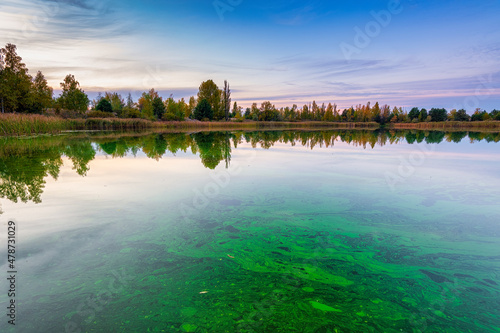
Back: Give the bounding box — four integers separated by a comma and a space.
222, 80, 231, 121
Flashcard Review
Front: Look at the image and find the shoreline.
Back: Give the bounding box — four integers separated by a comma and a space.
1, 114, 499, 136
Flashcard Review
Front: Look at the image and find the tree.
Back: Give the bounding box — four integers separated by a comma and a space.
312, 101, 320, 120
197, 80, 221, 120
284, 104, 298, 121
374, 104, 391, 124
250, 103, 260, 120
391, 106, 401, 122
259, 101, 280, 121
152, 95, 166, 119
471, 110, 489, 121
96, 98, 113, 112
418, 108, 428, 122
454, 109, 470, 121
0, 43, 33, 113
187, 96, 197, 119
370, 102, 381, 122
194, 98, 212, 120
408, 107, 420, 121
232, 101, 241, 118
123, 93, 139, 118
178, 98, 188, 120
105, 92, 125, 115
490, 109, 500, 121
30, 71, 53, 113
343, 107, 356, 122
301, 104, 310, 120
57, 74, 89, 113
138, 89, 159, 119
222, 80, 231, 121
429, 108, 447, 122
163, 97, 184, 121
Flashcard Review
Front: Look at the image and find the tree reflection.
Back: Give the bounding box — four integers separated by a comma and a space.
0, 129, 498, 203
192, 132, 232, 169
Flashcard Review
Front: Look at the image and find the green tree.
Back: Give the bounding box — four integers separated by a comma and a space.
232, 101, 241, 118
105, 92, 125, 116
152, 95, 166, 119
370, 102, 380, 122
418, 108, 428, 122
490, 109, 500, 121
323, 103, 334, 121
247, 103, 257, 120
138, 89, 159, 119
408, 107, 420, 121
163, 97, 184, 121
123, 93, 139, 118
301, 104, 310, 120
187, 96, 196, 119
259, 101, 280, 121
0, 43, 33, 113
197, 80, 221, 120
96, 98, 113, 112
30, 71, 53, 113
471, 110, 489, 121
312, 101, 320, 120
194, 98, 213, 120
429, 108, 447, 122
454, 109, 470, 121
57, 74, 89, 113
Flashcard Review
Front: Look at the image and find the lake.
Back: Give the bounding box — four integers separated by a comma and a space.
0, 130, 499, 333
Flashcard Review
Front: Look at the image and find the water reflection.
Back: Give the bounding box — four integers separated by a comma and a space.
1, 129, 499, 203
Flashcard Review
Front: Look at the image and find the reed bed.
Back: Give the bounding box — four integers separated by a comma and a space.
0, 113, 78, 135
390, 121, 500, 131
1, 113, 499, 136
0, 114, 164, 136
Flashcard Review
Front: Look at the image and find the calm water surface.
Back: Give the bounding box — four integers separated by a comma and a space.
0, 130, 499, 333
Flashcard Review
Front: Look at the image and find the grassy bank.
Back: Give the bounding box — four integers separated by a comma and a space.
2, 114, 500, 136
0, 114, 165, 136
0, 114, 378, 136
389, 121, 500, 131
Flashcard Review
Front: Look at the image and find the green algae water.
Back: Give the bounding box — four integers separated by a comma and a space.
0, 130, 499, 333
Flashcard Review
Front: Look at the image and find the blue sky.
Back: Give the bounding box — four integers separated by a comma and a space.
1, 0, 499, 110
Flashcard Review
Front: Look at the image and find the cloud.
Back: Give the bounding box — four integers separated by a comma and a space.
42, 0, 93, 10
1, 0, 132, 47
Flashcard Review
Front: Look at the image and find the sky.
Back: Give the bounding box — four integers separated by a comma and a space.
1, 0, 499, 111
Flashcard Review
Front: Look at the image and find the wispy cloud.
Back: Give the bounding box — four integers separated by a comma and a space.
1, 0, 499, 110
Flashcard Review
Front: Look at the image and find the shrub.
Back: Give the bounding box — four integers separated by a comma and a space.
124, 109, 143, 119
87, 110, 115, 118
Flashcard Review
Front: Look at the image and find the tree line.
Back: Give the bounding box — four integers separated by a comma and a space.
1, 43, 499, 123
